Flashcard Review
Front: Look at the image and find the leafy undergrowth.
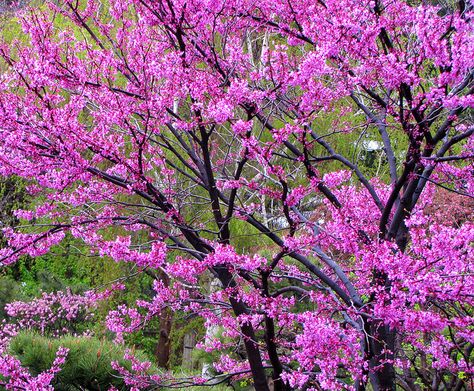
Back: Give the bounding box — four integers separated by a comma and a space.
9, 331, 156, 390
8, 331, 234, 390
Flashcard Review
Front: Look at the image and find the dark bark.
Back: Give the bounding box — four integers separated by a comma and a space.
262, 272, 288, 391
216, 266, 270, 391
368, 323, 396, 391
156, 272, 173, 368
156, 307, 173, 368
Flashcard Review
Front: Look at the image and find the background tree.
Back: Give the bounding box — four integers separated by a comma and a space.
0, 0, 472, 390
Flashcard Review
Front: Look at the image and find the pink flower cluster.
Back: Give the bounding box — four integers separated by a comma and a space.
6, 289, 102, 336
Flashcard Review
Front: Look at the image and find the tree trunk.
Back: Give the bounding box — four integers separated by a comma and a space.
156, 271, 172, 368
156, 306, 173, 368
369, 323, 396, 391
216, 267, 270, 391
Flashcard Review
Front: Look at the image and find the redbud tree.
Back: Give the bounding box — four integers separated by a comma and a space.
0, 0, 473, 390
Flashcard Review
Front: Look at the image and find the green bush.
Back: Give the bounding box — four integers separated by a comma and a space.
9, 331, 158, 390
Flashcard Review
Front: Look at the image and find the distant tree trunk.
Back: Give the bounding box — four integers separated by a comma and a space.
155, 272, 172, 368
156, 306, 173, 368
182, 331, 197, 369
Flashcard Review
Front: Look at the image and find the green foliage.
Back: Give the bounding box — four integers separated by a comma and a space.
0, 276, 24, 319
10, 331, 157, 391
229, 218, 273, 253
122, 316, 162, 363
15, 233, 126, 295
0, 11, 22, 46
0, 177, 28, 245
